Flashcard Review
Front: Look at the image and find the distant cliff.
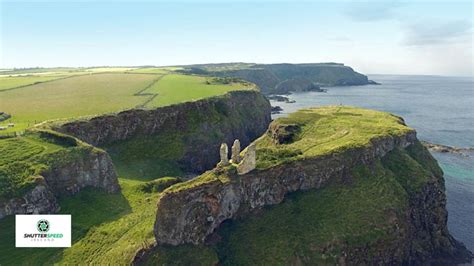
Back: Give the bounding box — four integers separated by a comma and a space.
178, 63, 377, 94
151, 107, 472, 265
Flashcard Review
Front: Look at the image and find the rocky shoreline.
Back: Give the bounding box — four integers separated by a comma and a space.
422, 141, 474, 157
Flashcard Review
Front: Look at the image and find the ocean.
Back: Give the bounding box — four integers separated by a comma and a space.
270, 75, 474, 252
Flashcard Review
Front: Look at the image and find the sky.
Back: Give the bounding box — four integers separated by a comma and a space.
0, 0, 473, 76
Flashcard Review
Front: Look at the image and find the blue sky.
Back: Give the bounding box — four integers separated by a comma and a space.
1, 0, 472, 76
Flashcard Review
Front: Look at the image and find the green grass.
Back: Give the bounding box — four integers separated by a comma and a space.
0, 76, 67, 91
128, 67, 182, 74
143, 74, 254, 107
105, 131, 186, 180
0, 132, 84, 200
255, 106, 414, 169
0, 73, 157, 123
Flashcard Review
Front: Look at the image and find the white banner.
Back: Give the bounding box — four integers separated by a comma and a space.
15, 215, 71, 248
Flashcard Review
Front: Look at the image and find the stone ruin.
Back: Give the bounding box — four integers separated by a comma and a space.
236, 142, 256, 175
219, 143, 229, 166
218, 139, 256, 175
231, 139, 241, 164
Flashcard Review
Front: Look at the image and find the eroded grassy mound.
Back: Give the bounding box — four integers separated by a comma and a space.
0, 130, 92, 200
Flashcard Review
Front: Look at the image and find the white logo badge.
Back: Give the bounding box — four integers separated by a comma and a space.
15, 215, 71, 247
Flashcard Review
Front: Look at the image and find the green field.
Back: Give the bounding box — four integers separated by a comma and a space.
0, 68, 253, 135
0, 75, 67, 91
143, 74, 252, 107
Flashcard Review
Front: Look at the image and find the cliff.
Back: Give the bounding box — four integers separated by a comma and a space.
151, 107, 472, 264
0, 130, 119, 219
178, 63, 375, 94
53, 90, 272, 173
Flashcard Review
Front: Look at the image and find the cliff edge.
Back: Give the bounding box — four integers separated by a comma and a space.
152, 106, 472, 264
0, 129, 119, 219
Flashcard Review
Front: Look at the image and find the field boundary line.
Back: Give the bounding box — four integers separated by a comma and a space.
0, 72, 162, 93
134, 74, 166, 108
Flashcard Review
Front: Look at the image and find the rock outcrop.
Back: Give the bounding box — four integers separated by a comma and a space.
0, 132, 120, 219
0, 183, 59, 219
41, 149, 120, 195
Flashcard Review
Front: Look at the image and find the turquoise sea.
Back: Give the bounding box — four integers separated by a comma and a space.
270, 75, 474, 252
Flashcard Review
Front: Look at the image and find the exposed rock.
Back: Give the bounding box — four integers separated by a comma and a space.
273, 78, 323, 94
267, 95, 292, 102
422, 140, 473, 157
0, 182, 59, 219
0, 112, 11, 122
41, 149, 120, 195
0, 136, 120, 219
236, 143, 256, 175
368, 80, 381, 85
230, 139, 241, 164
269, 123, 301, 144
271, 106, 283, 114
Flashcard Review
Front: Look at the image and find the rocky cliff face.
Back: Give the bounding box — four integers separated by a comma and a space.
179, 63, 374, 94
0, 182, 59, 219
42, 149, 120, 195
153, 121, 472, 263
0, 138, 120, 219
54, 90, 272, 173
154, 132, 417, 245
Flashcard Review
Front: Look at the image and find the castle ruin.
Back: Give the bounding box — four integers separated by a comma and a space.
231, 139, 241, 164
218, 139, 256, 175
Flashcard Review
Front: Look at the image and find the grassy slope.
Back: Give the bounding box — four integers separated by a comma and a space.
256, 106, 413, 169
0, 132, 87, 200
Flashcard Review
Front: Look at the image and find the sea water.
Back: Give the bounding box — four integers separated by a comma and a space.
270, 75, 474, 252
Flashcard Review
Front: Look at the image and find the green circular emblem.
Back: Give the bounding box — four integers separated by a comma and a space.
37, 219, 50, 233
